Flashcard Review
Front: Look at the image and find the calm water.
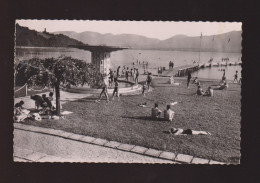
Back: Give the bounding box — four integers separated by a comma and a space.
15, 47, 242, 80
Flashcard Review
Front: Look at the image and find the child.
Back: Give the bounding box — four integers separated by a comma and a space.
112, 78, 120, 100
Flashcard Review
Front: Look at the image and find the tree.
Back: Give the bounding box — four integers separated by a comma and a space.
15, 57, 102, 116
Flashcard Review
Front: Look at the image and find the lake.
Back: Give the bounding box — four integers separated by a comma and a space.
16, 47, 242, 80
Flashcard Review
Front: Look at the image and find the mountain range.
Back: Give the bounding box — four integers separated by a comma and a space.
15, 24, 241, 53
53, 30, 242, 52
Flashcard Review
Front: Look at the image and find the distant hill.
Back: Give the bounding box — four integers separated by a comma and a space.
158, 31, 242, 52
16, 24, 85, 47
53, 30, 242, 52
53, 31, 161, 49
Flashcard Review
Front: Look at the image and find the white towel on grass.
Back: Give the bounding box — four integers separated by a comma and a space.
170, 102, 178, 106
61, 111, 73, 115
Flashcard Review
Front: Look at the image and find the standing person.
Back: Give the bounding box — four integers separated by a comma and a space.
97, 75, 109, 102
233, 70, 238, 83
222, 69, 226, 81
142, 83, 146, 97
143, 61, 146, 74
133, 68, 136, 82
47, 92, 55, 111
135, 69, 139, 84
109, 69, 114, 86
172, 62, 174, 68
146, 72, 153, 90
117, 66, 121, 78
187, 71, 192, 88
164, 105, 175, 121
130, 68, 133, 78
169, 61, 172, 69
112, 78, 120, 100
158, 67, 160, 77
125, 67, 129, 81
122, 66, 125, 75
146, 61, 149, 70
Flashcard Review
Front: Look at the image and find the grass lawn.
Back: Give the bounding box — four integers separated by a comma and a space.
22, 77, 241, 163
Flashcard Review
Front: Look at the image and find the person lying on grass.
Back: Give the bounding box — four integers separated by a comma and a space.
169, 127, 211, 135
151, 103, 162, 119
212, 80, 229, 90
164, 105, 175, 121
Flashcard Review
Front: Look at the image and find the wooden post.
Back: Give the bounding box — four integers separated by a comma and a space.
25, 84, 27, 96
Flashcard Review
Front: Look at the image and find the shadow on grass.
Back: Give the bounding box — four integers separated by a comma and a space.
69, 98, 98, 103
122, 116, 167, 123
177, 93, 196, 96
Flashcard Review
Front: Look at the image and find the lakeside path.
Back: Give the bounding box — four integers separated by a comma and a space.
14, 124, 176, 163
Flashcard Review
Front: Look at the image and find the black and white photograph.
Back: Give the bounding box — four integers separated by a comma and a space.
13, 20, 242, 164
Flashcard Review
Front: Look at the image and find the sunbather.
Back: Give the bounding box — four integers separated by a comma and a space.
151, 103, 162, 119
169, 127, 211, 135
164, 105, 175, 121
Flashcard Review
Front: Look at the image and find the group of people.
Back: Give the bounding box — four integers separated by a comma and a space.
169, 61, 174, 69
187, 68, 241, 97
14, 92, 56, 122
116, 66, 139, 83
97, 74, 120, 102
222, 57, 230, 62
151, 103, 175, 121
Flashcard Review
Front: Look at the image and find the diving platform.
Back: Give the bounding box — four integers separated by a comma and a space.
69, 45, 128, 75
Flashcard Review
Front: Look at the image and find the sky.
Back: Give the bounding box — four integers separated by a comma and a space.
16, 20, 242, 40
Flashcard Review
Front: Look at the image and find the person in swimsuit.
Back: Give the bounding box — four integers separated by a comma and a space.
112, 78, 120, 100
169, 127, 211, 135
233, 70, 238, 83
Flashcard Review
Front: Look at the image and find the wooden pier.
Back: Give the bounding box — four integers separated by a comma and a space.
154, 61, 241, 78
158, 64, 200, 77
